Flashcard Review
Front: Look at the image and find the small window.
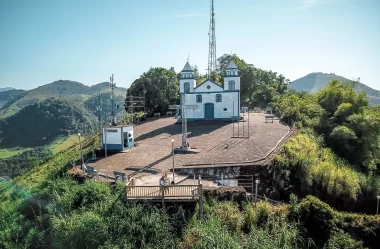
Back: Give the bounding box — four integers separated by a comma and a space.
207, 85, 211, 89
184, 82, 190, 93
196, 95, 202, 103
226, 71, 229, 76
224, 108, 227, 111
229, 80, 235, 90
216, 94, 222, 102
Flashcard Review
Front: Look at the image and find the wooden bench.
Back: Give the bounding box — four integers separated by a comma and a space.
166, 111, 173, 116
114, 171, 126, 182
154, 113, 160, 118
265, 115, 275, 123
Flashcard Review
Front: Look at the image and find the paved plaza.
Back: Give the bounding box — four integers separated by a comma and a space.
89, 113, 289, 185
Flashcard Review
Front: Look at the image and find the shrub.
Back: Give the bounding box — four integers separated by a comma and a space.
296, 195, 337, 245
180, 217, 243, 249
51, 211, 108, 249
210, 202, 244, 232
324, 229, 367, 249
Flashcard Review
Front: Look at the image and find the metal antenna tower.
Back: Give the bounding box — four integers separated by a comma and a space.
109, 74, 116, 125
181, 94, 187, 148
207, 0, 217, 76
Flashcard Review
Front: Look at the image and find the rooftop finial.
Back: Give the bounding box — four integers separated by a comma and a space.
187, 53, 190, 62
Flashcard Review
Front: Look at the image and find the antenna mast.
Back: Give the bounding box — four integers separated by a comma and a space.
109, 74, 116, 125
207, 0, 217, 76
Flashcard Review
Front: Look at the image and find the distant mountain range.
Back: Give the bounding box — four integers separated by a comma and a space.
289, 73, 380, 104
0, 80, 127, 117
0, 80, 127, 153
0, 87, 16, 92
0, 98, 97, 148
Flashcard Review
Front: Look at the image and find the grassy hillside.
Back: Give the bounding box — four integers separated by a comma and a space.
0, 89, 26, 108
289, 73, 380, 104
0, 98, 97, 149
0, 80, 127, 117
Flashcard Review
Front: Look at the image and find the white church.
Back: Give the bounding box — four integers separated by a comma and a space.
179, 60, 240, 121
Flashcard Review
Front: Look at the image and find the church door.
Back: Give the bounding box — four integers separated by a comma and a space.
204, 103, 214, 120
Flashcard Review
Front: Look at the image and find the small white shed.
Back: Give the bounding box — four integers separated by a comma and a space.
102, 125, 134, 151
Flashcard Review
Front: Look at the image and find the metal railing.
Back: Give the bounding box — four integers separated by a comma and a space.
125, 185, 201, 200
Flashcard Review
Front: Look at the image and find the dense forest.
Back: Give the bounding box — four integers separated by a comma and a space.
0, 98, 97, 148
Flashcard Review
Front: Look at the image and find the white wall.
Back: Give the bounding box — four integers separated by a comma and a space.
123, 126, 134, 138
185, 91, 239, 119
180, 78, 197, 93
194, 80, 223, 92
103, 127, 122, 144
224, 76, 240, 91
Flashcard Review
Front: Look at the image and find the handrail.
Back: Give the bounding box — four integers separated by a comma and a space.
125, 185, 201, 200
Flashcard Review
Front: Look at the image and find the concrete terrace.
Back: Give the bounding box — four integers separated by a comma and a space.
88, 113, 289, 184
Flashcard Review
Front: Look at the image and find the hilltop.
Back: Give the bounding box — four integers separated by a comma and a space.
0, 89, 26, 108
0, 87, 16, 92
0, 80, 127, 117
0, 98, 97, 148
289, 73, 380, 104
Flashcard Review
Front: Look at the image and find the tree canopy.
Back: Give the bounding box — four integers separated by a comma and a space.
127, 67, 179, 114
279, 80, 380, 174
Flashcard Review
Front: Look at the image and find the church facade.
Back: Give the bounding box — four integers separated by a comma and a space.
179, 60, 240, 121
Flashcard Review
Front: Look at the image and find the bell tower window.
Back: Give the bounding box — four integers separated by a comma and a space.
184, 82, 190, 93
228, 80, 235, 90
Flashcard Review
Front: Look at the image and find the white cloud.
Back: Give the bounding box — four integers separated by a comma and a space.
299, 0, 332, 10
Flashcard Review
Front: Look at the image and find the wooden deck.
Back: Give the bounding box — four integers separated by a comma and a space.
125, 185, 202, 202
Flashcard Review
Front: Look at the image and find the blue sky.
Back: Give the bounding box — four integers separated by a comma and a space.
0, 0, 379, 90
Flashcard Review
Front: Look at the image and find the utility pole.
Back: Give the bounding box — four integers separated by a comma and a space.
109, 74, 116, 126
172, 139, 175, 184
255, 179, 259, 207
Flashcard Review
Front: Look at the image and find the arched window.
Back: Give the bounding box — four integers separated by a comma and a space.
184, 82, 190, 93
226, 71, 230, 76
228, 80, 235, 90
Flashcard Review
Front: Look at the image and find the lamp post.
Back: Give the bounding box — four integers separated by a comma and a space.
377, 195, 380, 215
78, 133, 84, 169
171, 139, 175, 184
143, 88, 147, 115
255, 179, 259, 206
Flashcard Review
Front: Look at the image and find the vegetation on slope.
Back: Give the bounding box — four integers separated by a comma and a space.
0, 108, 378, 249
274, 81, 380, 212
0, 80, 127, 118
280, 81, 380, 173
0, 98, 96, 148
288, 72, 380, 104
0, 89, 26, 109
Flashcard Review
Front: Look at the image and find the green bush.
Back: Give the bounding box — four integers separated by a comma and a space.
51, 211, 108, 249
324, 229, 367, 249
296, 195, 336, 245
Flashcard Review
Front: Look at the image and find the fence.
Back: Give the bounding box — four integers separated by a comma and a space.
125, 185, 201, 201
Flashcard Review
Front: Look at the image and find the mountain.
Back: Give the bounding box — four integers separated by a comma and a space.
289, 73, 380, 104
0, 89, 26, 108
0, 80, 127, 117
0, 98, 97, 148
0, 87, 15, 92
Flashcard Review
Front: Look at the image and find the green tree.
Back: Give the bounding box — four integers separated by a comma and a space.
128, 67, 179, 114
